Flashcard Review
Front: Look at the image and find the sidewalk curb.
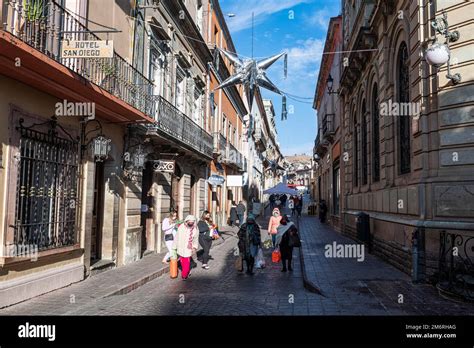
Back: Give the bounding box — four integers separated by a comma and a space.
296, 216, 324, 296
103, 228, 237, 298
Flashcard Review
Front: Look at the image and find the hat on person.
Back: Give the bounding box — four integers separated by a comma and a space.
184, 215, 196, 222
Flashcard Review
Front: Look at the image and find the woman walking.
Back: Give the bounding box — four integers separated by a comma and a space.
267, 207, 282, 248
238, 214, 261, 275
172, 215, 199, 280
197, 210, 213, 270
275, 215, 298, 272
162, 210, 178, 264
229, 201, 238, 226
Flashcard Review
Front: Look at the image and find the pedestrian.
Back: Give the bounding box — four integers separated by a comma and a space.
296, 195, 303, 217
280, 194, 287, 208
319, 199, 328, 223
267, 207, 282, 248
288, 196, 295, 216
238, 214, 261, 275
197, 210, 213, 270
274, 215, 298, 272
229, 201, 238, 226
236, 201, 246, 226
172, 215, 199, 281
161, 210, 178, 264
269, 194, 276, 210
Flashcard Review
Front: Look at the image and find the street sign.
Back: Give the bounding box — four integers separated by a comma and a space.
61, 40, 114, 58
208, 174, 225, 186
152, 160, 175, 173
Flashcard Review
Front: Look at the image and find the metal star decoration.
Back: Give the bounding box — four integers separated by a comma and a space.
214, 49, 287, 113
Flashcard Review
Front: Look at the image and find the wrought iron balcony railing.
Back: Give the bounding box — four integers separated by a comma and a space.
227, 142, 244, 171
212, 132, 227, 155
322, 113, 335, 137
150, 95, 213, 158
3, 0, 153, 116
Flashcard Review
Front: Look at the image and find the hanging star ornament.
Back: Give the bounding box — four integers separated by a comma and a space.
213, 49, 288, 120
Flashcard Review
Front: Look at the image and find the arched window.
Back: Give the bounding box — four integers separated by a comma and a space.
361, 100, 368, 185
353, 113, 358, 187
372, 84, 380, 182
398, 42, 411, 174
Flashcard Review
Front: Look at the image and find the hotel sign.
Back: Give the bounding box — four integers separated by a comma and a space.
61, 40, 114, 58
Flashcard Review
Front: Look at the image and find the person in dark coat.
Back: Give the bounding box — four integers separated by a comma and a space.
275, 215, 298, 272
236, 201, 246, 226
229, 201, 238, 226
319, 200, 328, 223
237, 214, 261, 275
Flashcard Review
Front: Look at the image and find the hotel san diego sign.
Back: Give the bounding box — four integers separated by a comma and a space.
61, 40, 114, 58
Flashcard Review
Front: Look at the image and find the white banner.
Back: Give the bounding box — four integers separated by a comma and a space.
227, 175, 243, 187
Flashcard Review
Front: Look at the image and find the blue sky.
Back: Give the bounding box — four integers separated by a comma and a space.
220, 0, 341, 156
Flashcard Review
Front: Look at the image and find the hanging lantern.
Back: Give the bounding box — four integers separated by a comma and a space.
90, 135, 112, 162
133, 146, 146, 170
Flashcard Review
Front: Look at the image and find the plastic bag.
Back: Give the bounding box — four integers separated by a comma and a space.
235, 256, 243, 272
272, 248, 281, 263
255, 248, 266, 269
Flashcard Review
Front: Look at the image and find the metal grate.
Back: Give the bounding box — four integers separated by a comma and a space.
14, 123, 79, 252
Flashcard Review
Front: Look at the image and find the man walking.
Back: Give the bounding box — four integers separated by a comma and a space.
236, 201, 246, 226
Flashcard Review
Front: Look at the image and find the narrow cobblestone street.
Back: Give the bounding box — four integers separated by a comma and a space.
2, 212, 473, 316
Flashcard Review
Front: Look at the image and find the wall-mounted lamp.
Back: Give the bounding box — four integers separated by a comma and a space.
425, 11, 461, 84
81, 119, 112, 162
326, 74, 339, 95
90, 135, 112, 162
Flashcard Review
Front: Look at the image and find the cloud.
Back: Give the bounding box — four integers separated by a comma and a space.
224, 0, 313, 32
304, 8, 331, 29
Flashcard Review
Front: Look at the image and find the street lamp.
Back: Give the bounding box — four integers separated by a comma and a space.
425, 10, 461, 84
326, 74, 339, 95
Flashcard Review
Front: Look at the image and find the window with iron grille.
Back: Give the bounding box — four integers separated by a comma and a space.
398, 41, 411, 174
353, 113, 358, 187
361, 100, 368, 185
14, 124, 79, 252
372, 84, 380, 182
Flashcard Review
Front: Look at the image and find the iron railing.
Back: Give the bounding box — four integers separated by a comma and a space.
322, 113, 335, 137
437, 230, 474, 302
212, 132, 227, 155
3, 0, 153, 115
14, 118, 79, 252
151, 96, 213, 158
228, 142, 244, 170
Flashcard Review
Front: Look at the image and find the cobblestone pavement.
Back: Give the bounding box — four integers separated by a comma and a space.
1, 212, 473, 315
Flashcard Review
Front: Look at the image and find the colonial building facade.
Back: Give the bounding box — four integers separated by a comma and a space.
314, 0, 474, 298
0, 0, 255, 307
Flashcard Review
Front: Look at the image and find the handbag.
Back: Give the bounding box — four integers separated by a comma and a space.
164, 233, 174, 241
235, 256, 243, 272
272, 248, 281, 263
288, 230, 302, 248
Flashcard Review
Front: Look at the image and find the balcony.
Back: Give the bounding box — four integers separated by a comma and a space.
254, 124, 267, 151
322, 113, 335, 141
2, 0, 153, 117
227, 142, 244, 171
150, 96, 213, 159
212, 132, 227, 156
